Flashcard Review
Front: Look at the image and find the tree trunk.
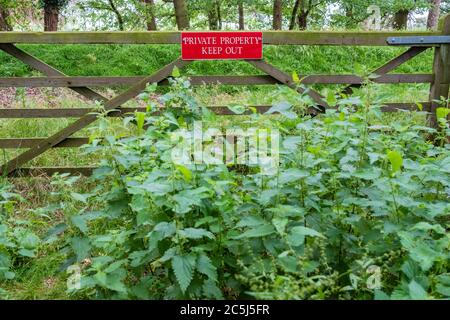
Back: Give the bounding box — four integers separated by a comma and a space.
108, 0, 124, 30
208, 11, 218, 30
426, 0, 441, 30
273, 0, 282, 30
298, 9, 308, 30
289, 0, 300, 30
142, 0, 157, 30
238, 0, 244, 30
0, 5, 11, 31
393, 9, 409, 30
217, 1, 222, 29
44, 5, 59, 31
173, 0, 189, 30
207, 2, 219, 30
344, 4, 354, 28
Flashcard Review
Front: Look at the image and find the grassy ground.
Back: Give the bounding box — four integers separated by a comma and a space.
0, 44, 436, 299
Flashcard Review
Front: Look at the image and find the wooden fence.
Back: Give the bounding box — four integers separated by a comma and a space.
0, 15, 449, 178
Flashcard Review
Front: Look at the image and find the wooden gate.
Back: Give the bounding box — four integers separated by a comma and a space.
0, 15, 449, 178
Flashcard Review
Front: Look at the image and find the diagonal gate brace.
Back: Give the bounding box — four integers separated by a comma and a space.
246, 59, 330, 111
0, 57, 191, 176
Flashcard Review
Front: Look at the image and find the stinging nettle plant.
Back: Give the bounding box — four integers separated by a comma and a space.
43, 76, 450, 300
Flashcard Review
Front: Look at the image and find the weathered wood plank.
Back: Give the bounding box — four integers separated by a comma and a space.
373, 74, 433, 83
0, 76, 146, 87
0, 31, 441, 45
439, 16, 450, 103
0, 76, 279, 87
0, 102, 429, 121
0, 107, 144, 118
429, 15, 450, 129
262, 31, 441, 46
380, 102, 431, 112
0, 74, 434, 88
0, 106, 273, 119
0, 138, 89, 148
372, 47, 430, 75
9, 167, 95, 177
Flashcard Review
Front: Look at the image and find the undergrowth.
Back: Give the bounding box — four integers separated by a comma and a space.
0, 68, 449, 300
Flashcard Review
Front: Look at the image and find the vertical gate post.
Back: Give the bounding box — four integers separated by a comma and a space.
429, 14, 450, 129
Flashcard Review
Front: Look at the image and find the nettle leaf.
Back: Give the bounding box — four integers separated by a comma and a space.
44, 223, 67, 242
292, 71, 300, 84
266, 102, 297, 119
18, 249, 36, 258
401, 260, 420, 280
141, 182, 173, 196
135, 112, 146, 133
202, 279, 223, 299
160, 247, 177, 263
399, 232, 440, 271
290, 226, 325, 240
94, 270, 128, 293
172, 66, 181, 78
353, 168, 381, 180
227, 103, 246, 115
176, 165, 193, 182
436, 107, 450, 120
104, 259, 127, 273
278, 168, 309, 184
266, 205, 305, 218
197, 254, 217, 282
287, 230, 304, 247
130, 194, 149, 213
234, 224, 275, 239
71, 236, 91, 262
70, 215, 88, 234
326, 91, 337, 107
173, 187, 210, 214
70, 192, 90, 204
258, 189, 279, 206
178, 228, 215, 240
172, 254, 197, 293
436, 275, 450, 297
17, 231, 40, 250
411, 222, 445, 235
236, 216, 266, 228
282, 136, 302, 150
272, 217, 289, 234
368, 152, 380, 165
136, 210, 151, 226
374, 290, 391, 300
153, 222, 176, 238
387, 150, 403, 174
408, 280, 428, 300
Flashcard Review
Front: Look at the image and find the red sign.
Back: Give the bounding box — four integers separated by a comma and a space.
181, 32, 263, 60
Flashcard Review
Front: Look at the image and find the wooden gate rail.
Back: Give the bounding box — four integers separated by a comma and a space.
0, 31, 441, 45
0, 103, 430, 120
0, 14, 449, 177
0, 74, 434, 87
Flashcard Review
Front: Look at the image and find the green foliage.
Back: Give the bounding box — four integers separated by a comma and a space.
46, 79, 450, 300
0, 181, 41, 287
38, 0, 69, 9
